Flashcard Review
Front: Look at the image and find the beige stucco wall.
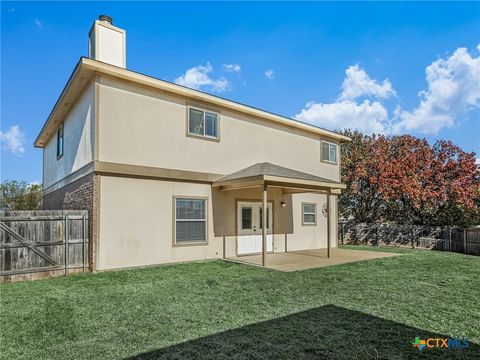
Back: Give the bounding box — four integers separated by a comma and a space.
287, 193, 338, 251
43, 82, 95, 189
41, 74, 342, 270
97, 76, 341, 182
98, 175, 337, 270
97, 176, 222, 270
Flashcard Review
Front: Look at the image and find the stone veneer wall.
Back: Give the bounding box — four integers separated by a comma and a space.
43, 173, 96, 270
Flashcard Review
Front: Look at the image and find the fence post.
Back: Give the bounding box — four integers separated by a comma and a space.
411, 227, 414, 249
82, 213, 86, 272
449, 228, 452, 252
464, 229, 467, 255
64, 214, 69, 276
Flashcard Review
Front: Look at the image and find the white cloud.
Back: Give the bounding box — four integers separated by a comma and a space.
0, 125, 25, 156
393, 47, 480, 134
265, 69, 275, 80
174, 63, 229, 92
295, 65, 393, 133
34, 18, 43, 29
295, 100, 389, 134
295, 46, 480, 135
223, 64, 241, 73
339, 64, 396, 101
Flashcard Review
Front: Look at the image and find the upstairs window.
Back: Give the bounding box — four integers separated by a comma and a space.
56, 124, 64, 159
188, 107, 219, 140
321, 141, 337, 164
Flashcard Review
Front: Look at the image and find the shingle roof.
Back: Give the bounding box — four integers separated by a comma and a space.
216, 162, 338, 184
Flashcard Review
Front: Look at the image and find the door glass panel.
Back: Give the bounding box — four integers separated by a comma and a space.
241, 207, 252, 229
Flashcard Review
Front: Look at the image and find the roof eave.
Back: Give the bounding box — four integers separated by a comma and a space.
80, 58, 351, 143
34, 57, 351, 148
34, 58, 95, 148
213, 174, 346, 192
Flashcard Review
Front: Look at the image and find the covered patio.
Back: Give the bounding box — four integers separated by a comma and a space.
227, 248, 401, 272
213, 162, 348, 266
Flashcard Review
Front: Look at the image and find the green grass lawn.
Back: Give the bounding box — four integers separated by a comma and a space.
1, 246, 479, 359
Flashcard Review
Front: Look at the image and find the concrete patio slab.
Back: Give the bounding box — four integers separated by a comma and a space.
227, 248, 400, 272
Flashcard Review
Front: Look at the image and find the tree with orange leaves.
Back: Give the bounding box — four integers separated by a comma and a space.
339, 130, 480, 226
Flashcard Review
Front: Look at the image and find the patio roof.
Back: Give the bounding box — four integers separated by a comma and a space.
212, 162, 346, 193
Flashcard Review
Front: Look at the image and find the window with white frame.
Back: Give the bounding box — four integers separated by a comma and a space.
302, 203, 317, 225
188, 107, 219, 139
321, 141, 337, 163
56, 124, 64, 159
175, 198, 207, 244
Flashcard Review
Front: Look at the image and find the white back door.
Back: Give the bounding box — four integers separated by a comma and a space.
237, 201, 273, 255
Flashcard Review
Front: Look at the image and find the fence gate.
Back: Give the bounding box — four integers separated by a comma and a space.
0, 210, 88, 282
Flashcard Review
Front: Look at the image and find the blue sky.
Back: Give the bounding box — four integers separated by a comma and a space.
2, 1, 479, 183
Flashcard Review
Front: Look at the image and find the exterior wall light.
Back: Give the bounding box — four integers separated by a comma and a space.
281, 201, 286, 207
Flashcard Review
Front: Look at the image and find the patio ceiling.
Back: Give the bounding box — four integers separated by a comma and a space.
212, 162, 346, 193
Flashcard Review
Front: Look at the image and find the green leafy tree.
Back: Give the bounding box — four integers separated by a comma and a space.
0, 180, 42, 211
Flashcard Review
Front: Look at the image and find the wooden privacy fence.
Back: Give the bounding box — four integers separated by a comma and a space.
0, 210, 88, 282
338, 222, 480, 256
434, 228, 480, 256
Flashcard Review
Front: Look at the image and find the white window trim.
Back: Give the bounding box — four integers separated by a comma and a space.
302, 202, 317, 226
187, 106, 220, 141
173, 196, 209, 246
321, 140, 337, 164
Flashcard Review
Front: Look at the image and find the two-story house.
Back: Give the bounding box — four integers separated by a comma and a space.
35, 16, 350, 271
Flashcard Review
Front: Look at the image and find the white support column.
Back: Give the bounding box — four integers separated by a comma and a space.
327, 192, 331, 258
262, 185, 268, 266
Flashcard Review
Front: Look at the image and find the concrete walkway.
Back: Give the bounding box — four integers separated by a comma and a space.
228, 248, 400, 272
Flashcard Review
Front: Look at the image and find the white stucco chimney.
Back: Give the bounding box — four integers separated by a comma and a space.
88, 15, 126, 68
